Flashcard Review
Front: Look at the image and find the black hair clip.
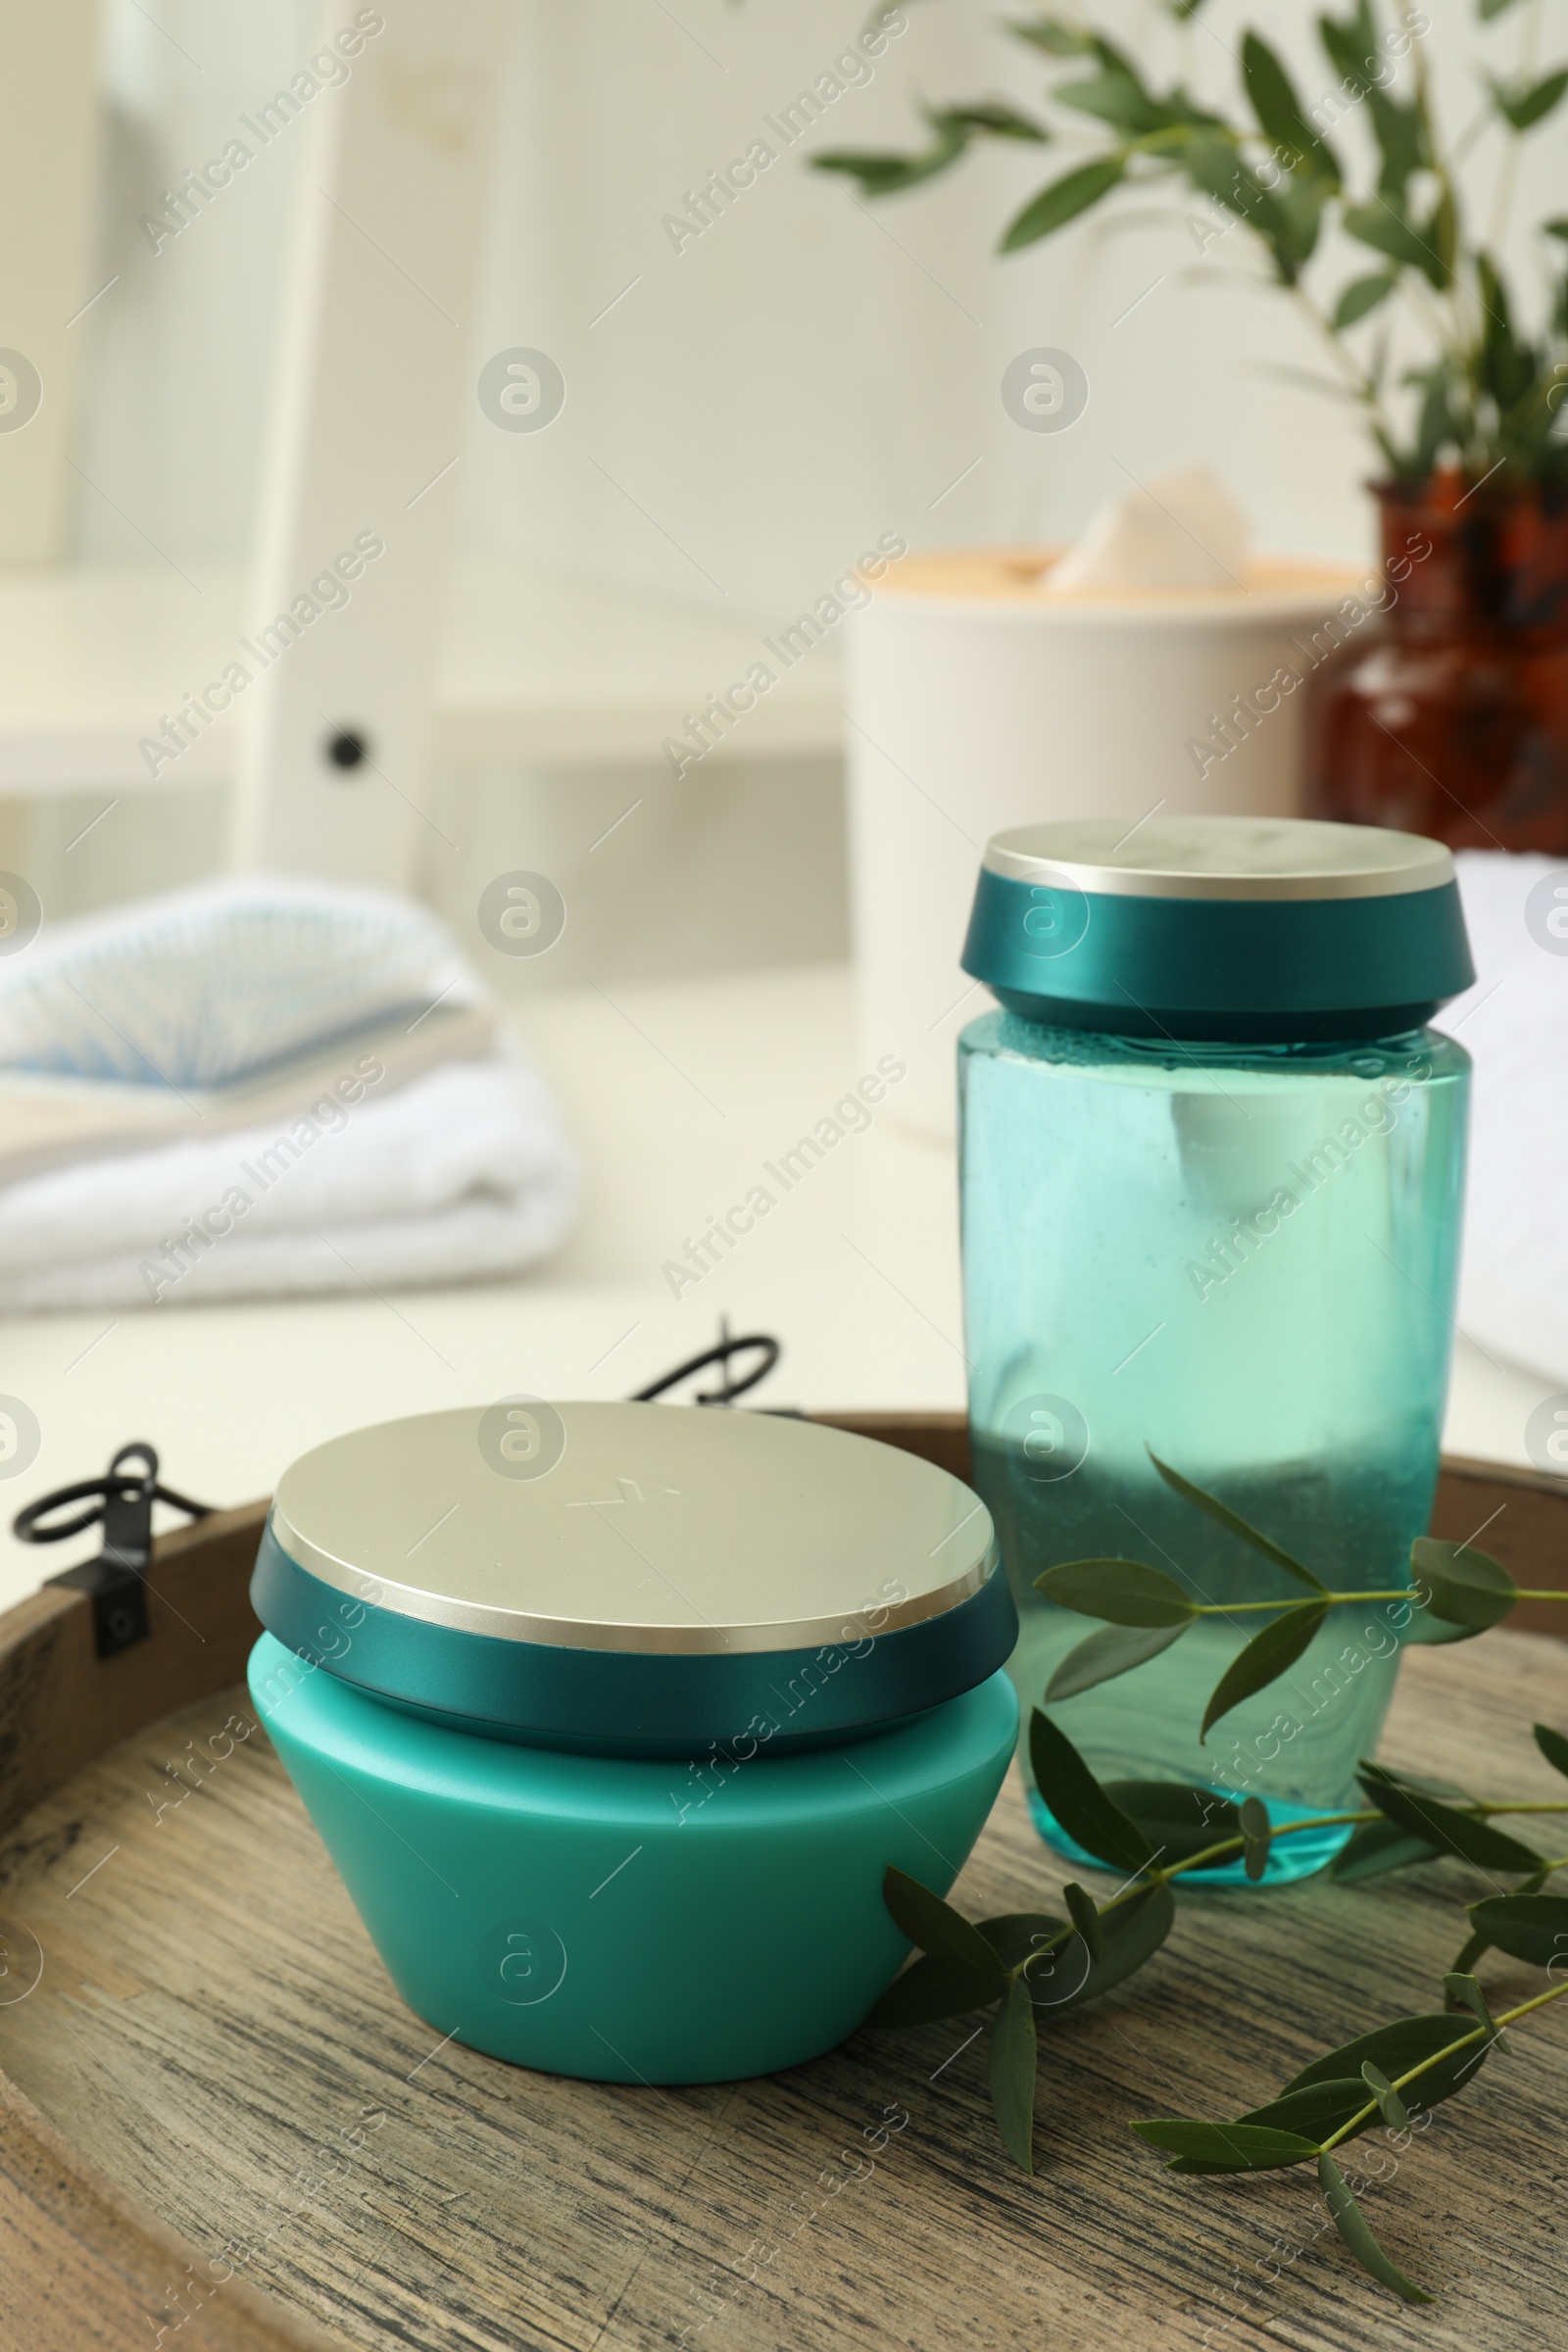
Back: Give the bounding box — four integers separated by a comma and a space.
631, 1322, 782, 1407
13, 1441, 213, 1659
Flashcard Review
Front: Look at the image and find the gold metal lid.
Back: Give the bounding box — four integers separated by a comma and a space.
269, 1402, 998, 1658
983, 816, 1453, 902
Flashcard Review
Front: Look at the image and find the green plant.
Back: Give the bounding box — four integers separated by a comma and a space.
1037, 1446, 1568, 1732
869, 1706, 1568, 2300
816, 2, 1568, 483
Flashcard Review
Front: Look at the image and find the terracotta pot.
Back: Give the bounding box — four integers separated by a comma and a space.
1304, 472, 1568, 850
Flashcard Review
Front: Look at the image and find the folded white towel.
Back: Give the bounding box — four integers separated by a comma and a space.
0, 872, 577, 1312
1447, 851, 1568, 1385
0, 873, 478, 1088
0, 1044, 579, 1312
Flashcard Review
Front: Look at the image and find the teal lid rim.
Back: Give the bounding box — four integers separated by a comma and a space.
250, 1521, 1019, 1758
960, 867, 1475, 1043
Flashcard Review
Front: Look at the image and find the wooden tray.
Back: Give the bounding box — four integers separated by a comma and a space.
2, 1417, 1567, 2352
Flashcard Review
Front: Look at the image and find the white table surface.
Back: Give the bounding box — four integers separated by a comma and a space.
0, 962, 1555, 1611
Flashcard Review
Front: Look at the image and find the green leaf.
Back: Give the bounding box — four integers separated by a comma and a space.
1480, 0, 1528, 18
1491, 67, 1568, 132
1342, 200, 1447, 288
1002, 157, 1126, 253
1049, 44, 1222, 142
1534, 1722, 1568, 1782
1443, 1972, 1505, 2045
863, 1951, 1007, 2030
1317, 2153, 1433, 2304
1035, 1558, 1197, 1626
1046, 1620, 1191, 1701
1465, 1891, 1568, 1971
1333, 270, 1396, 328
1400, 1603, 1488, 1647
932, 102, 1051, 143
1104, 1781, 1240, 1866
1317, 6, 1381, 101
1029, 1709, 1156, 1873
1074, 1879, 1175, 1994
811, 139, 965, 198
1054, 72, 1157, 134
1240, 1795, 1272, 1883
880, 1866, 1007, 1980
988, 1980, 1038, 2172
1357, 1765, 1543, 1873
1425, 186, 1456, 284
1331, 1819, 1439, 1882
1175, 135, 1302, 280
1410, 1537, 1518, 1632
999, 1881, 1176, 2015
1475, 250, 1534, 413
977, 1910, 1066, 1961
1272, 172, 1330, 272
1063, 1881, 1102, 1962
1133, 2118, 1320, 2172
1070, 35, 1194, 128
1193, 2076, 1369, 2161
975, 1910, 1069, 1989
1008, 14, 1097, 55
812, 95, 1049, 198
1288, 2013, 1489, 2117
1360, 2062, 1410, 2132
1376, 1766, 1477, 1802
1200, 1602, 1328, 1741
1038, 1881, 1174, 2012
1367, 91, 1425, 207
1148, 1453, 1326, 1591
1545, 219, 1568, 242
1242, 31, 1338, 179
1446, 1925, 1494, 1980
1408, 363, 1459, 475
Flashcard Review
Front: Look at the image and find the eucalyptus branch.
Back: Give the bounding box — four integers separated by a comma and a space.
1018, 1798, 1568, 1978
1134, 1962, 1568, 2306
1318, 1974, 1568, 2156
1035, 1448, 1567, 1738
867, 1704, 1568, 2297
812, 1, 1568, 485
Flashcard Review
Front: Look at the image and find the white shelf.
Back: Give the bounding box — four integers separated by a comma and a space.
0, 559, 845, 794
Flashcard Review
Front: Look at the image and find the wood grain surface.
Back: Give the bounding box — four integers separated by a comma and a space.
1, 1422, 1566, 2352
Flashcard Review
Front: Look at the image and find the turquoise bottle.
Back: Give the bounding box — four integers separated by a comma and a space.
956, 818, 1473, 1884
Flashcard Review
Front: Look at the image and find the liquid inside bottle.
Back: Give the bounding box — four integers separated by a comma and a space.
959, 1012, 1470, 1885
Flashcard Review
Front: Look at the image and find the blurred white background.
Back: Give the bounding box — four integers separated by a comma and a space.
6, 0, 1560, 962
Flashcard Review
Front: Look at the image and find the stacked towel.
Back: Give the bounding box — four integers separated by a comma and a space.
1447, 852, 1568, 1386
0, 877, 578, 1312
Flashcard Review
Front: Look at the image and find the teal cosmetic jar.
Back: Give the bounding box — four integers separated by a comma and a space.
957, 817, 1472, 1885
248, 1402, 1018, 2083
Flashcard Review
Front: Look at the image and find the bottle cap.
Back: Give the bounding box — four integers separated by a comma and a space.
961, 815, 1474, 1041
